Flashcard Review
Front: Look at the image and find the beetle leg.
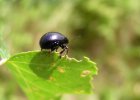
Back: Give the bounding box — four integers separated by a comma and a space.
65, 46, 68, 55
60, 46, 68, 58
51, 48, 55, 52
55, 47, 59, 52
60, 48, 65, 57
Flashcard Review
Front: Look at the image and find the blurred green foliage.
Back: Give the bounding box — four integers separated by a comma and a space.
0, 0, 140, 100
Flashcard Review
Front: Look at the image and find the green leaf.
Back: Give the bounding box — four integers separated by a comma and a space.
5, 51, 97, 100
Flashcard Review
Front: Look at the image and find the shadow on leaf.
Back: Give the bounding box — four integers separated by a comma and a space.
29, 51, 60, 79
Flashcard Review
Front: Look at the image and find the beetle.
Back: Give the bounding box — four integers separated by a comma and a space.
39, 32, 69, 56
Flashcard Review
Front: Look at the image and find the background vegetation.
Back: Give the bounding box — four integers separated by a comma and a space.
0, 0, 140, 100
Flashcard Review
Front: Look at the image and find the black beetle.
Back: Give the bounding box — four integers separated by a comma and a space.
39, 32, 69, 56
